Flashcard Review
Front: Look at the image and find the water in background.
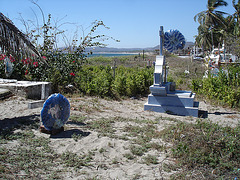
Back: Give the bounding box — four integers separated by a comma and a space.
87, 53, 138, 57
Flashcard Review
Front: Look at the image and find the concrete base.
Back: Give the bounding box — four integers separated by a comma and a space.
28, 100, 45, 109
144, 101, 199, 117
0, 88, 12, 100
144, 88, 199, 117
0, 79, 51, 99
147, 91, 195, 107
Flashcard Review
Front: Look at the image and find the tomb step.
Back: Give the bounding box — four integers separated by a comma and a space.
147, 94, 195, 107
144, 102, 199, 117
167, 90, 193, 97
0, 88, 12, 100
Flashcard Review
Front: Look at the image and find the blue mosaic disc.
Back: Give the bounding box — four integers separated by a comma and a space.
41, 93, 70, 131
164, 29, 185, 53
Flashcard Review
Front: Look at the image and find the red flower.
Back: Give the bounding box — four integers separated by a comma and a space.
25, 69, 28, 75
33, 61, 38, 67
9, 55, 15, 62
73, 60, 75, 63
0, 54, 6, 61
21, 58, 32, 64
70, 72, 75, 76
42, 56, 46, 60
21, 58, 27, 64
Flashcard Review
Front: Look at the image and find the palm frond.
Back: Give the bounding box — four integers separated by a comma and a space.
194, 11, 207, 25
0, 12, 41, 61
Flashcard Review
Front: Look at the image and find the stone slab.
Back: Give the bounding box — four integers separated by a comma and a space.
144, 101, 199, 117
0, 88, 11, 100
150, 82, 172, 96
0, 88, 10, 95
147, 93, 195, 107
167, 90, 194, 97
153, 73, 162, 86
28, 100, 45, 109
150, 85, 167, 96
0, 79, 51, 99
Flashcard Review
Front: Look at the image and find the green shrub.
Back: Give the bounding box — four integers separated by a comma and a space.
191, 65, 240, 108
75, 65, 153, 98
112, 74, 127, 96
1, 53, 153, 98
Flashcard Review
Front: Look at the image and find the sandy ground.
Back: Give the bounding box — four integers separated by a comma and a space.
0, 95, 240, 179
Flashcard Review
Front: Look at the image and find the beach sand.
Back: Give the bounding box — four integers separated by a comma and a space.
0, 95, 239, 179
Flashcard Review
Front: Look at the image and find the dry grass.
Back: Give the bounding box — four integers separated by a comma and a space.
161, 119, 240, 179
166, 55, 206, 91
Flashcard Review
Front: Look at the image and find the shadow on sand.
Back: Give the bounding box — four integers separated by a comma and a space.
198, 110, 237, 119
0, 115, 90, 139
50, 129, 90, 138
0, 114, 40, 133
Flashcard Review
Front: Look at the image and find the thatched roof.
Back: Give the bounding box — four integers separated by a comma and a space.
0, 12, 41, 60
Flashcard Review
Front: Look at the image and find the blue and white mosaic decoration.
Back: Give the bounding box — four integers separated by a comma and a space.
4, 57, 13, 77
164, 29, 185, 53
41, 93, 70, 131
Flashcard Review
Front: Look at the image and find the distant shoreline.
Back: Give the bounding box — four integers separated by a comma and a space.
87, 52, 139, 57
88, 51, 155, 57
91, 52, 139, 54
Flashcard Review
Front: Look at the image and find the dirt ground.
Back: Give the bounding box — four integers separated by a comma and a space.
0, 95, 239, 179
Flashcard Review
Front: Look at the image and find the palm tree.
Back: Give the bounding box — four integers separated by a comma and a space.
194, 0, 228, 50
195, 24, 213, 50
0, 12, 40, 61
232, 0, 240, 36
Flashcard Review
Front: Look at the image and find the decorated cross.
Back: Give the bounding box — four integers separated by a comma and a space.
164, 28, 185, 53
154, 26, 185, 86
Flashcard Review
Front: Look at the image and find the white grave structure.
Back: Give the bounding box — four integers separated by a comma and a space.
144, 26, 199, 117
0, 79, 51, 100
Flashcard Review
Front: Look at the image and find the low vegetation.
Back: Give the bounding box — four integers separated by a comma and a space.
0, 113, 166, 179
166, 55, 205, 91
161, 119, 240, 179
192, 64, 240, 108
75, 63, 153, 98
1, 85, 240, 179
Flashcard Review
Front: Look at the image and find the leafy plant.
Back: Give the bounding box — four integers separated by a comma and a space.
191, 65, 240, 108
0, 2, 119, 93
161, 119, 240, 179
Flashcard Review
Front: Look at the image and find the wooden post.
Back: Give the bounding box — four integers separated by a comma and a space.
143, 49, 145, 61
112, 59, 117, 79
164, 65, 167, 83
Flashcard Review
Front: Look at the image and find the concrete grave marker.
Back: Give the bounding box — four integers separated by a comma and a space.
144, 26, 199, 117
